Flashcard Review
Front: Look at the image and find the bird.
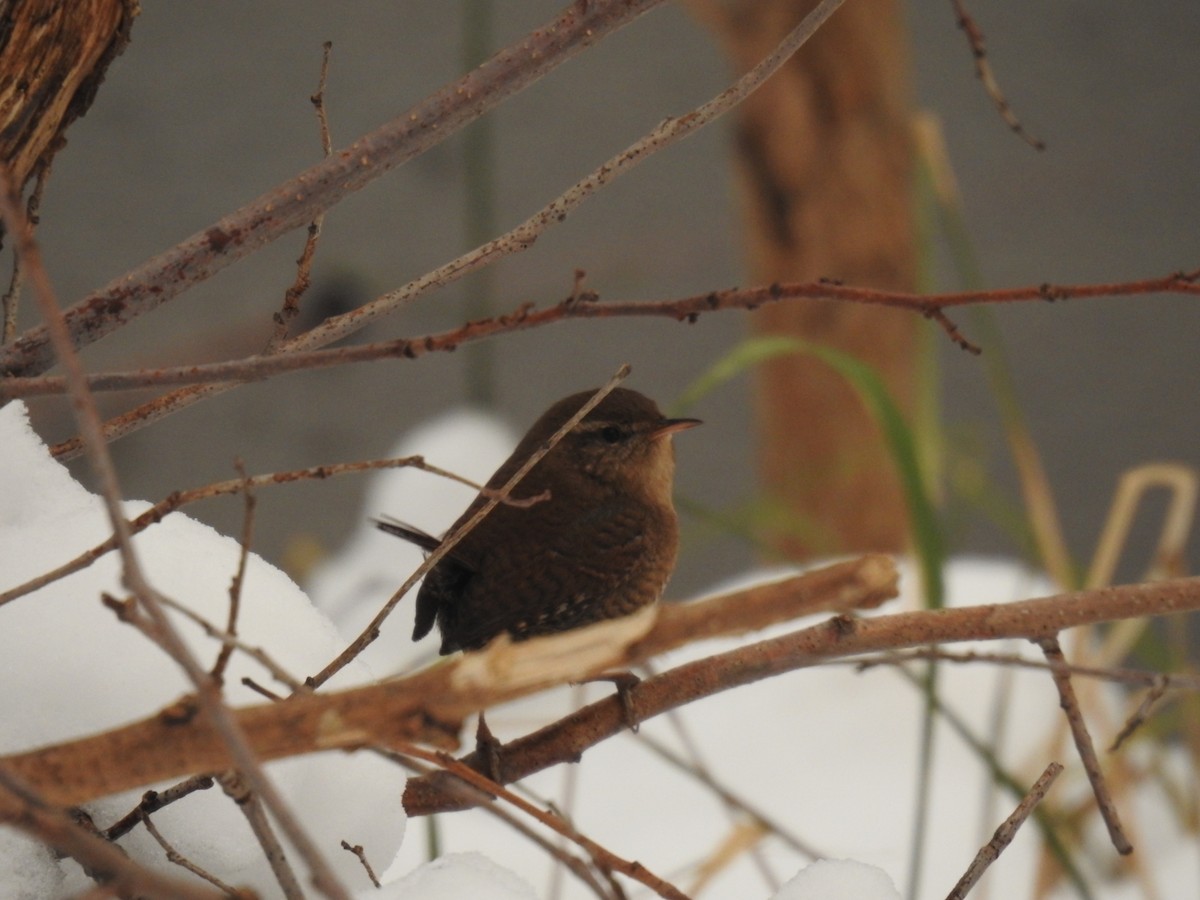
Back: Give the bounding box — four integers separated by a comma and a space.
376, 387, 699, 654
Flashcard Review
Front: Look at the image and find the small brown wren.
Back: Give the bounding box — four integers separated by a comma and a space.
377, 388, 699, 654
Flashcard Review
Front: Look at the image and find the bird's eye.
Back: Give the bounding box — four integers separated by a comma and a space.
600, 425, 624, 444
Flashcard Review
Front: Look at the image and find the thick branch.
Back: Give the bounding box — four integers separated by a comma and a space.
8, 569, 1200, 811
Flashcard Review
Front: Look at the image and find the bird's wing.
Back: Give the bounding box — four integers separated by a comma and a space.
441, 501, 670, 651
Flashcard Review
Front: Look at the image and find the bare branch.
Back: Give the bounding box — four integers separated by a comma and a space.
1036, 636, 1133, 855
6, 269, 1195, 405
41, 0, 851, 457
944, 761, 1063, 899
950, 0, 1045, 150
0, 454, 538, 608
0, 168, 350, 900
400, 742, 690, 900
8, 568, 1200, 815
0, 768, 222, 900
0, 0, 673, 379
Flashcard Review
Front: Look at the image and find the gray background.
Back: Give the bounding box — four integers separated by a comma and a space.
14, 1, 1200, 596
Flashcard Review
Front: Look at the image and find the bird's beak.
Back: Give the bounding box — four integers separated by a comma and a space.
650, 417, 702, 440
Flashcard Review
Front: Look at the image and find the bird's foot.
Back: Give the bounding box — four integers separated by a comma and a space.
576, 671, 642, 732
474, 711, 503, 782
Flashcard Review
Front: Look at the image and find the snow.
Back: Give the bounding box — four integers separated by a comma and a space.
2, 398, 1196, 899
772, 859, 900, 900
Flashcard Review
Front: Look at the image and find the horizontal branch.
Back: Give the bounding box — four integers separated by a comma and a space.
6, 269, 1197, 401
401, 572, 1200, 814
0, 0, 669, 378
0, 556, 897, 806
7, 567, 1200, 812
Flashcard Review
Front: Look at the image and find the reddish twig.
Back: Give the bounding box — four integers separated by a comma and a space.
9, 269, 1194, 407
1036, 635, 1133, 854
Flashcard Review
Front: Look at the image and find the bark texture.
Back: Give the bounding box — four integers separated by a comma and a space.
703, 0, 919, 557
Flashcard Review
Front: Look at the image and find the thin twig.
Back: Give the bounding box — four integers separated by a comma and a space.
1036, 636, 1133, 854
852, 646, 1200, 691
104, 775, 217, 842
1110, 675, 1171, 752
6, 268, 1193, 404
944, 761, 1063, 900
400, 742, 690, 900
380, 748, 615, 900
0, 768, 222, 900
949, 0, 1045, 150
268, 41, 334, 349
306, 363, 632, 689
1, 157, 50, 342
0, 0, 674, 379
43, 0, 850, 457
0, 454, 542, 607
141, 814, 244, 896
219, 772, 305, 900
212, 459, 255, 683
338, 841, 381, 890
153, 593, 306, 694
0, 168, 350, 900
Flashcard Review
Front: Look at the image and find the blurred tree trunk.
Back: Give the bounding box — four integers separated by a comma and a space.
699, 0, 918, 558
0, 0, 137, 192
